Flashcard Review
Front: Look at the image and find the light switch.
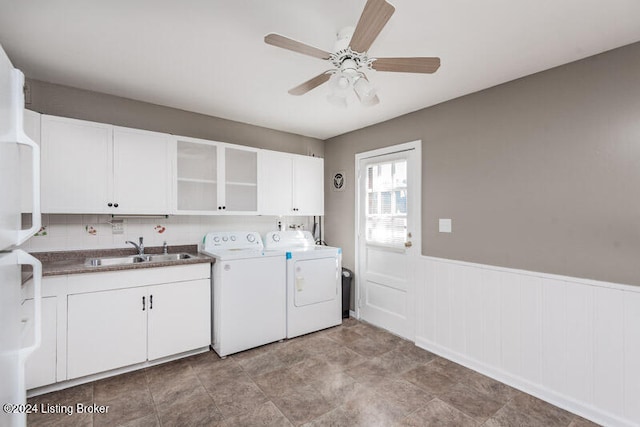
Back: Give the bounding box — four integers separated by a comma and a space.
439, 218, 452, 233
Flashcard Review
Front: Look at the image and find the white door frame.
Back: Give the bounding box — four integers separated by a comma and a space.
354, 140, 422, 340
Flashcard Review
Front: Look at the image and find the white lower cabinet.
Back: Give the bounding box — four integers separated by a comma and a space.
147, 279, 211, 360
26, 264, 212, 389
67, 287, 147, 379
67, 276, 211, 380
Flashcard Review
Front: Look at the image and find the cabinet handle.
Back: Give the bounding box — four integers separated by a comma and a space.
150, 295, 153, 310
107, 202, 113, 207
114, 203, 119, 208
142, 296, 145, 311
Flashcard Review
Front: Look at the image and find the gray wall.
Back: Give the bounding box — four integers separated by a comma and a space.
325, 42, 640, 287
25, 79, 324, 157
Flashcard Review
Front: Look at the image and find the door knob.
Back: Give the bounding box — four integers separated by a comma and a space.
404, 241, 412, 248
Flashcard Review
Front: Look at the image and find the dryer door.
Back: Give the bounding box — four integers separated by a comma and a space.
293, 257, 338, 307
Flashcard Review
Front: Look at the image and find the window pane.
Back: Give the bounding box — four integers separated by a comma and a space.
394, 161, 407, 187
395, 190, 407, 214
381, 191, 392, 214
364, 158, 408, 248
367, 192, 378, 215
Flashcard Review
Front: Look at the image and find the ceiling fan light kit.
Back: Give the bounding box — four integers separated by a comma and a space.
265, 0, 441, 107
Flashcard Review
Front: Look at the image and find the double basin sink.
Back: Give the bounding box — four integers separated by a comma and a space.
85, 253, 193, 267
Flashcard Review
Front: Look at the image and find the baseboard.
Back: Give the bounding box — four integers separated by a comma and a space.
27, 346, 210, 398
415, 336, 632, 427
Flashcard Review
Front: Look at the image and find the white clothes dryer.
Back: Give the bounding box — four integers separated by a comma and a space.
203, 231, 286, 357
264, 230, 342, 338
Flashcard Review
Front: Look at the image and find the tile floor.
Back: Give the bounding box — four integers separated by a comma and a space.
27, 318, 599, 426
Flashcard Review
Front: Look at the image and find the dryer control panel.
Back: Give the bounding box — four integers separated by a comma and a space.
264, 230, 315, 249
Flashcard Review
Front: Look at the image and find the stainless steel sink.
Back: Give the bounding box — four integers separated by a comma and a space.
85, 255, 147, 267
85, 253, 193, 267
144, 253, 193, 262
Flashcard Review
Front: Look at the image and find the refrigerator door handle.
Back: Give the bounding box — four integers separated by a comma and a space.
16, 250, 42, 360
13, 70, 41, 245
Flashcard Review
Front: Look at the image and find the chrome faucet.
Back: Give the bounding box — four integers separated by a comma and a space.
162, 241, 168, 254
126, 237, 145, 255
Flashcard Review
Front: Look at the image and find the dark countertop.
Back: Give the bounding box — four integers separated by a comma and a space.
28, 245, 214, 277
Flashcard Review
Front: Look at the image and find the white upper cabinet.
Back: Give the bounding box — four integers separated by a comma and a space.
259, 151, 324, 216
112, 127, 171, 214
223, 145, 258, 213
175, 137, 218, 213
259, 150, 293, 216
293, 154, 324, 216
41, 115, 112, 213
41, 115, 171, 214
39, 113, 323, 216
173, 136, 258, 215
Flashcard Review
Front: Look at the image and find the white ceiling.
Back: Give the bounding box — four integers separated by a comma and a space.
0, 0, 639, 140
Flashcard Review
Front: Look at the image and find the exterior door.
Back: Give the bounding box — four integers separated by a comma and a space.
356, 141, 421, 340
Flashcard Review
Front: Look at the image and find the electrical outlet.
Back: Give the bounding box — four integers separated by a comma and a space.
111, 219, 124, 235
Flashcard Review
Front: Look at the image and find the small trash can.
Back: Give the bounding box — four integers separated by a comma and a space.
341, 268, 353, 319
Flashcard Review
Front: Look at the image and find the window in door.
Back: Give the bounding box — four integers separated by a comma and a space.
365, 159, 408, 248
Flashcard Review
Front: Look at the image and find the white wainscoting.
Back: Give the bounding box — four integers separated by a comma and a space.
416, 256, 640, 427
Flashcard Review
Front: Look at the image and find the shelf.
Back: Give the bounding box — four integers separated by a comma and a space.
226, 181, 257, 187
177, 177, 217, 184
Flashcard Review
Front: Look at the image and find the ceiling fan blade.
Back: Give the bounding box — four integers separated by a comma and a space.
372, 57, 441, 73
264, 33, 331, 60
288, 72, 332, 96
349, 0, 395, 53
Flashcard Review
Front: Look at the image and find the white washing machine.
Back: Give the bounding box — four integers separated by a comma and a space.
264, 230, 342, 338
203, 231, 286, 357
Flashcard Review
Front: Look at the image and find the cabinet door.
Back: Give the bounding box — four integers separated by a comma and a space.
113, 127, 171, 214
223, 146, 258, 213
67, 287, 147, 379
22, 296, 57, 389
175, 137, 219, 213
147, 279, 211, 361
41, 115, 112, 213
258, 150, 293, 215
293, 155, 324, 215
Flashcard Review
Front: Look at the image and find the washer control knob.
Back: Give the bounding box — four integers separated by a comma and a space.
247, 234, 256, 243
213, 237, 220, 243
230, 235, 236, 242
272, 234, 280, 242
222, 236, 228, 242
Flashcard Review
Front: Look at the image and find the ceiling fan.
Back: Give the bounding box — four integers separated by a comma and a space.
264, 0, 440, 107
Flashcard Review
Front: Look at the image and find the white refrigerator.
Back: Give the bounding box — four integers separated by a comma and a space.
0, 43, 42, 427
